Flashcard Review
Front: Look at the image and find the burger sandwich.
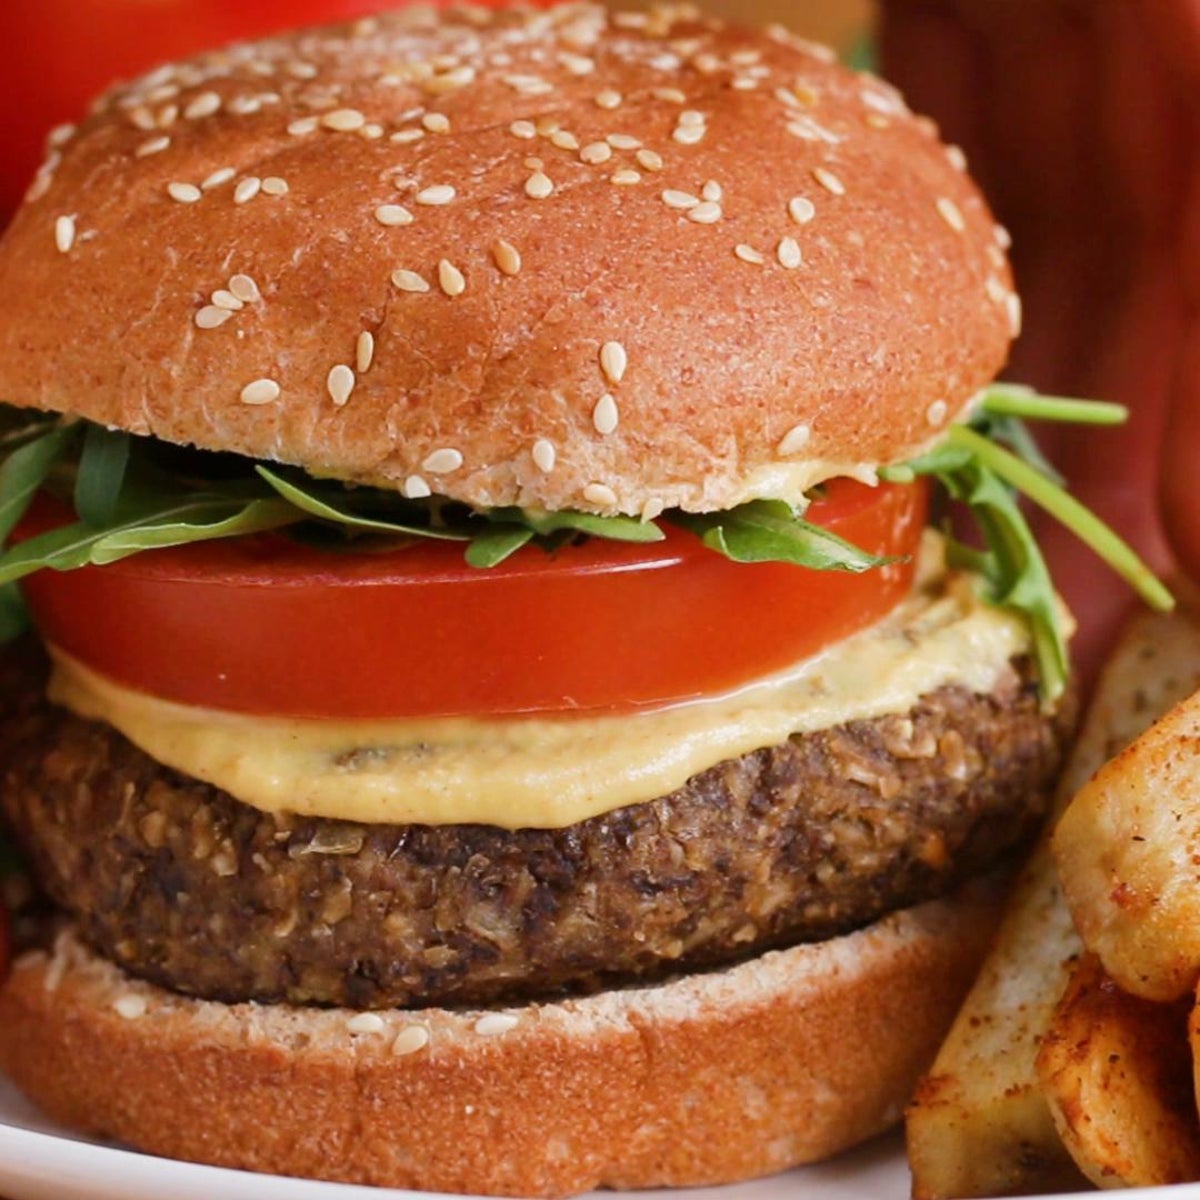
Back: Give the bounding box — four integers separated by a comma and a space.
0, 3, 1170, 1195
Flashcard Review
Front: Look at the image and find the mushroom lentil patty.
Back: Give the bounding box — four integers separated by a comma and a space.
0, 645, 1071, 1009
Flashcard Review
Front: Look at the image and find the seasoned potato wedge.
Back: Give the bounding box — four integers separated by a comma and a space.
907, 604, 1200, 1200
1037, 952, 1200, 1188
1055, 683, 1200, 1003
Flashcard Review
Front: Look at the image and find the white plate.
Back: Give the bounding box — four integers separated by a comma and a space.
0, 1074, 1195, 1200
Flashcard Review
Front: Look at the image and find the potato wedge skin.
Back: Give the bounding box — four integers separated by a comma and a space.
1055, 691, 1200, 1003
907, 605, 1200, 1200
1036, 952, 1200, 1189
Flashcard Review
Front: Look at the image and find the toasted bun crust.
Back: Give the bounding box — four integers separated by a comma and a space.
0, 882, 1001, 1196
0, 5, 1015, 515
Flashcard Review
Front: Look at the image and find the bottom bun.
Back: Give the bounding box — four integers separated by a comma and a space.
0, 880, 1003, 1197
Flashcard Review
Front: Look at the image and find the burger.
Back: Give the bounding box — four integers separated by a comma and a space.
0, 3, 1167, 1196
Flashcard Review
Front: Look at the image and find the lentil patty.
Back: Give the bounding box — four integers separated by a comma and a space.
0, 645, 1070, 1009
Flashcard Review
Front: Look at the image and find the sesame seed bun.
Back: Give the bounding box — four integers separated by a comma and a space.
0, 879, 1001, 1196
0, 5, 1015, 516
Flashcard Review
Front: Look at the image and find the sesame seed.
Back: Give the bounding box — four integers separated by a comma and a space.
423, 448, 463, 474
113, 994, 148, 1020
356, 331, 375, 373
636, 149, 664, 172
946, 145, 968, 172
560, 51, 595, 76
524, 156, 545, 171
510, 120, 537, 140
535, 116, 561, 137
777, 237, 802, 269
438, 259, 467, 296
532, 439, 556, 473
195, 305, 233, 329
584, 483, 618, 507
403, 475, 432, 499
927, 400, 949, 426
347, 1012, 386, 1035
184, 91, 222, 120
994, 224, 1013, 250
492, 239, 521, 276
641, 497, 665, 522
392, 269, 430, 293
985, 276, 1008, 305
228, 274, 261, 303
48, 123, 76, 148
322, 108, 366, 132
607, 133, 641, 151
525, 171, 553, 200
375, 204, 414, 227
416, 184, 456, 206
234, 177, 262, 204
600, 341, 627, 385
474, 1014, 519, 1037
240, 378, 280, 405
775, 86, 802, 110
735, 244, 764, 265
261, 176, 288, 196
778, 423, 812, 455
156, 104, 178, 128
211, 290, 244, 311
593, 393, 619, 435
732, 77, 758, 92
1005, 291, 1023, 336
673, 124, 705, 145
595, 88, 622, 110
611, 169, 641, 186
136, 135, 171, 157
129, 107, 157, 131
789, 196, 816, 225
422, 112, 451, 134
866, 114, 890, 130
662, 190, 699, 210
653, 87, 687, 104
936, 197, 966, 233
701, 180, 722, 203
580, 141, 613, 165
812, 167, 845, 196
687, 201, 722, 224
679, 110, 705, 128
390, 128, 425, 145
326, 364, 356, 407
167, 181, 202, 204
288, 116, 319, 136
227, 95, 262, 116
392, 1025, 430, 1056
54, 214, 76, 253
201, 167, 236, 190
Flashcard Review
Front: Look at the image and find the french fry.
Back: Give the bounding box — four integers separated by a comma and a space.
1036, 952, 1200, 1188
1055, 676, 1200, 1003
907, 604, 1200, 1200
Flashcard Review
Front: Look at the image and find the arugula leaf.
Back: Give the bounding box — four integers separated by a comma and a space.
74, 425, 131, 526
0, 423, 78, 542
465, 525, 535, 567
492, 506, 664, 543
0, 494, 298, 583
256, 467, 468, 541
980, 385, 1128, 426
674, 500, 891, 572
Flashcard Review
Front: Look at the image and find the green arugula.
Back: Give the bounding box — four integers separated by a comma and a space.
0, 388, 1171, 702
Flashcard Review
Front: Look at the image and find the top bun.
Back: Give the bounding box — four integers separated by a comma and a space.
0, 3, 1016, 516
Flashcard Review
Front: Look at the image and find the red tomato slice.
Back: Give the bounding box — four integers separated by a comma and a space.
20, 479, 928, 719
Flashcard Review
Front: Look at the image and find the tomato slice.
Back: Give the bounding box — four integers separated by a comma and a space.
19, 479, 928, 719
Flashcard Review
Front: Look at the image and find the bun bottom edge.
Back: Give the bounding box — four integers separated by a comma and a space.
0, 880, 1003, 1197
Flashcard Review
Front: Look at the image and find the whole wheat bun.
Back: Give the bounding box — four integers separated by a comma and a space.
0, 882, 1001, 1197
0, 3, 1015, 516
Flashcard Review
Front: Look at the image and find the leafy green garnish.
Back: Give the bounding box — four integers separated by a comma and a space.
879, 387, 1172, 702
0, 388, 1172, 705
676, 500, 890, 572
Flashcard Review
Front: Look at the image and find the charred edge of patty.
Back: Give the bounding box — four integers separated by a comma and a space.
0, 644, 1074, 1010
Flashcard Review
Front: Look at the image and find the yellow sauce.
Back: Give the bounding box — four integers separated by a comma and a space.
48, 535, 1033, 830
